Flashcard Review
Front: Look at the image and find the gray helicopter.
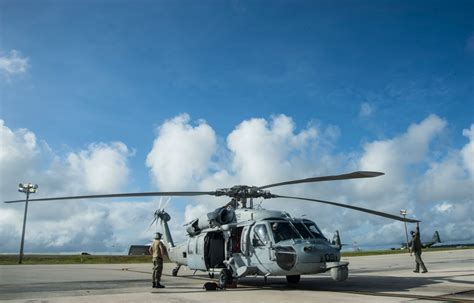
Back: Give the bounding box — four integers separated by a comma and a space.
5, 171, 419, 288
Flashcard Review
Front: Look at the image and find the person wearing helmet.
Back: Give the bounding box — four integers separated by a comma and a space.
410, 227, 428, 273
149, 232, 166, 288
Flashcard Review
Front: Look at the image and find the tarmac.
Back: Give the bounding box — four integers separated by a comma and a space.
0, 249, 473, 302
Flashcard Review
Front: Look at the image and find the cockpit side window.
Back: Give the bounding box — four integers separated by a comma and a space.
304, 222, 326, 239
253, 224, 269, 246
271, 221, 300, 243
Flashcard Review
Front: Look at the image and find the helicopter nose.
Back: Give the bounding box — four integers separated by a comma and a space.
274, 246, 297, 271
300, 244, 340, 262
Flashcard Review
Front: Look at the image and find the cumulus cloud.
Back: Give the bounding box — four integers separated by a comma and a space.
146, 114, 217, 190
146, 113, 473, 247
1, 114, 472, 253
65, 142, 131, 193
227, 115, 318, 185
0, 50, 29, 78
414, 123, 474, 242
0, 120, 138, 253
357, 115, 447, 193
461, 125, 474, 177
0, 120, 40, 198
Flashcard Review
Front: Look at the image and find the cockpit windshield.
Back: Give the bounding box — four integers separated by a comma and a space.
270, 221, 300, 243
293, 223, 314, 239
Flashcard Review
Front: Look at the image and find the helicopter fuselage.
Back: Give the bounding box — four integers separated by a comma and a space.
159, 207, 349, 283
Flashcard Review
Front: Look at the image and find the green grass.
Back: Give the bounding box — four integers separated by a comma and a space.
0, 254, 161, 265
341, 246, 472, 257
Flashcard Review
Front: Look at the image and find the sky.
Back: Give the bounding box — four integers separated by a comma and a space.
0, 0, 473, 254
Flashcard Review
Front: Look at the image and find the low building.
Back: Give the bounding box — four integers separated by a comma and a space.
128, 245, 151, 256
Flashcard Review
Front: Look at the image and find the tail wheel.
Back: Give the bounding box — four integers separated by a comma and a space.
219, 268, 233, 288
286, 275, 301, 284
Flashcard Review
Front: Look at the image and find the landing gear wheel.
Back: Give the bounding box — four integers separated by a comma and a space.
219, 268, 233, 289
286, 275, 301, 284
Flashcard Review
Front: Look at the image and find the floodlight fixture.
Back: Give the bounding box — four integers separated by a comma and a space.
400, 209, 409, 250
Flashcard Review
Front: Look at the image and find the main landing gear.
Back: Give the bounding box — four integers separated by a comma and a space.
172, 265, 181, 277
219, 268, 235, 289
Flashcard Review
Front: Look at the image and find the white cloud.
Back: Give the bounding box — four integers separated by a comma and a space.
65, 142, 131, 193
226, 114, 318, 185
433, 202, 453, 213
357, 114, 447, 197
146, 114, 217, 190
0, 50, 29, 77
146, 113, 473, 246
0, 120, 39, 198
461, 124, 474, 177
359, 102, 375, 118
0, 120, 136, 253
1, 114, 473, 253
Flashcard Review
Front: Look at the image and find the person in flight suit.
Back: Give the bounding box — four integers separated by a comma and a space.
272, 222, 286, 243
149, 232, 166, 288
410, 227, 428, 273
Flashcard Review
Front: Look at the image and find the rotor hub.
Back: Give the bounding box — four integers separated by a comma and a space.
215, 186, 274, 200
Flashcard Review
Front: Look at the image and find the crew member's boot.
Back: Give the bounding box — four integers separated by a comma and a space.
413, 263, 419, 273
156, 283, 165, 288
421, 263, 428, 273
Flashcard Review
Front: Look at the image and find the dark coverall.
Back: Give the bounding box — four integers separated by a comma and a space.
411, 227, 428, 273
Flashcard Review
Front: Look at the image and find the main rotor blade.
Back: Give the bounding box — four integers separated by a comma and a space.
272, 194, 420, 223
4, 191, 216, 204
258, 171, 384, 190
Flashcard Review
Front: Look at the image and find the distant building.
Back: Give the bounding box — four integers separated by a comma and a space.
128, 245, 151, 256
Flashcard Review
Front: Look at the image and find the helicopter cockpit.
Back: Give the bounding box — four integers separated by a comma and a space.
270, 221, 300, 243
293, 219, 328, 241
251, 218, 328, 246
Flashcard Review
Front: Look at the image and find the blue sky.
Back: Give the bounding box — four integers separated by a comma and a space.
0, 0, 473, 253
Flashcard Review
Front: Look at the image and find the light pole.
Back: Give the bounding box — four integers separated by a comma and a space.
400, 209, 409, 250
17, 183, 38, 264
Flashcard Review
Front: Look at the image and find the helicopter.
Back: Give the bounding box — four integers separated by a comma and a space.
5, 171, 420, 288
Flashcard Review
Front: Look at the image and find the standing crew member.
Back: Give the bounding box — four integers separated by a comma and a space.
149, 232, 166, 288
410, 227, 428, 273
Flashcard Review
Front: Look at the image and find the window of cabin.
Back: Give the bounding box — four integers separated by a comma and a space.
253, 224, 269, 246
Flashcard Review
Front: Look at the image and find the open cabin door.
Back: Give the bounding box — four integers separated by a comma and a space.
204, 232, 226, 269
238, 221, 257, 256
250, 222, 273, 262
